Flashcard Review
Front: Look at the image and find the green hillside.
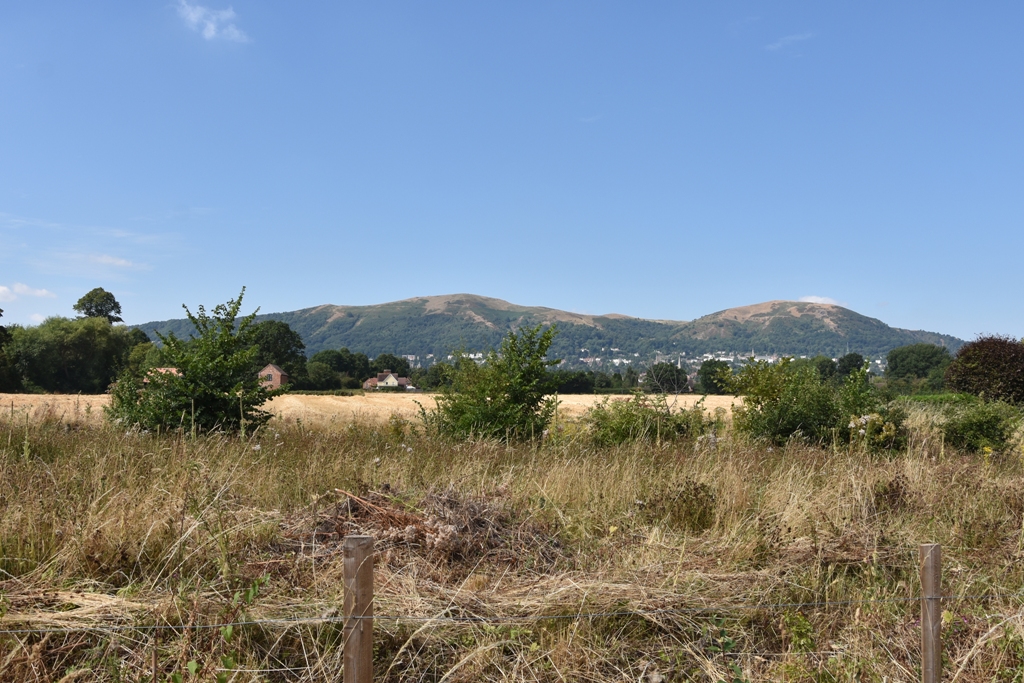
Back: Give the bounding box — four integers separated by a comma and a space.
136, 294, 963, 367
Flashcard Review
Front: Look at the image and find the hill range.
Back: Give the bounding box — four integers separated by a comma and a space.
137, 294, 964, 368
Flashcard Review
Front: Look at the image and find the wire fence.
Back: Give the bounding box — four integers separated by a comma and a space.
4, 543, 1024, 681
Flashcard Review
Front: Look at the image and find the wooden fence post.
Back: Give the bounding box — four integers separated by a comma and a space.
920, 543, 941, 683
344, 535, 374, 683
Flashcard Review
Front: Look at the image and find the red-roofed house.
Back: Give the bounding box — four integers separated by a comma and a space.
362, 370, 413, 391
259, 364, 289, 389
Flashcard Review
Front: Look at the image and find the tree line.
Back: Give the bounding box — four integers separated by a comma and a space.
0, 289, 1012, 409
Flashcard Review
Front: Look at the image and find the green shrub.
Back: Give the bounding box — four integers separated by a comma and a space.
942, 400, 1020, 453
731, 358, 905, 449
423, 325, 560, 441
107, 289, 280, 434
581, 392, 713, 446
731, 359, 842, 445
847, 403, 908, 453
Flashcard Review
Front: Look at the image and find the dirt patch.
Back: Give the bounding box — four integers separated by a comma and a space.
279, 486, 561, 576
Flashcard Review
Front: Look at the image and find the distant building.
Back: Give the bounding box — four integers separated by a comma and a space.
259, 364, 289, 389
142, 367, 181, 384
363, 370, 414, 391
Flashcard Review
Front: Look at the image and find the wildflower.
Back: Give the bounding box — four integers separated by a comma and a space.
252, 444, 261, 451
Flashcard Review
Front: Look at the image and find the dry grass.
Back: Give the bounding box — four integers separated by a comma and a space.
1, 405, 1024, 681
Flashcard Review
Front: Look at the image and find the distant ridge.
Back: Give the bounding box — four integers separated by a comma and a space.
137, 294, 964, 367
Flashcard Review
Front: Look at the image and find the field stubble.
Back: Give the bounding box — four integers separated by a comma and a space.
0, 400, 1023, 681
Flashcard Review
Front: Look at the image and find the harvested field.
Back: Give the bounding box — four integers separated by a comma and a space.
0, 392, 739, 428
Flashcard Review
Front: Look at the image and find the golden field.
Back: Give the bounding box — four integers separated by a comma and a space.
0, 391, 739, 427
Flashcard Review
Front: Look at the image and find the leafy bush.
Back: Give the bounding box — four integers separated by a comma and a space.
730, 358, 903, 448
847, 404, 908, 453
942, 400, 1020, 453
107, 289, 280, 434
731, 359, 843, 445
946, 335, 1024, 404
582, 392, 713, 446
424, 325, 560, 441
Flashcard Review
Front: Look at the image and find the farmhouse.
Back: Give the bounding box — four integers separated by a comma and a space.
363, 370, 413, 391
259, 364, 289, 389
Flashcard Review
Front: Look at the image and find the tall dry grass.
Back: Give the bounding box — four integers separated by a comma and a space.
1, 404, 1024, 680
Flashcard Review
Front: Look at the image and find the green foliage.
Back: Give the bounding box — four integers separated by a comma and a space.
0, 309, 19, 392
942, 400, 1020, 453
643, 362, 688, 394
410, 362, 453, 390
731, 358, 841, 445
847, 405, 908, 453
696, 359, 731, 394
73, 287, 123, 323
946, 335, 1024, 404
424, 325, 560, 441
549, 369, 595, 393
306, 347, 371, 388
106, 289, 279, 433
7, 316, 142, 393
836, 352, 865, 379
782, 611, 816, 653
250, 320, 306, 380
887, 344, 951, 381
582, 392, 712, 446
731, 358, 895, 447
813, 355, 837, 382
885, 343, 950, 393
371, 353, 411, 377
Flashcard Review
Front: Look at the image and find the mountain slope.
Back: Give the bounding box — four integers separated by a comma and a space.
674, 301, 959, 357
137, 295, 963, 365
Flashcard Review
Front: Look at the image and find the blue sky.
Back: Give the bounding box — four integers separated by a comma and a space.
1, 2, 1021, 340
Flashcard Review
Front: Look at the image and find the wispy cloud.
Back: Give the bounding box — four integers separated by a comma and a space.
90, 254, 138, 268
177, 0, 250, 43
0, 282, 56, 302
29, 313, 45, 323
766, 32, 813, 51
799, 295, 839, 305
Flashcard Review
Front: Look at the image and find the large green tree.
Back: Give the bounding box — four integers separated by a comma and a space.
886, 344, 951, 391
836, 353, 865, 379
370, 353, 411, 378
426, 324, 560, 441
945, 336, 1024, 404
107, 289, 279, 432
73, 287, 123, 323
0, 309, 20, 392
695, 359, 731, 395
309, 348, 371, 381
9, 317, 144, 393
643, 362, 689, 394
251, 320, 306, 380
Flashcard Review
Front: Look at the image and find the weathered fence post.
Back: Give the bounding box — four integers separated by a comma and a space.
344, 535, 374, 683
920, 543, 941, 683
